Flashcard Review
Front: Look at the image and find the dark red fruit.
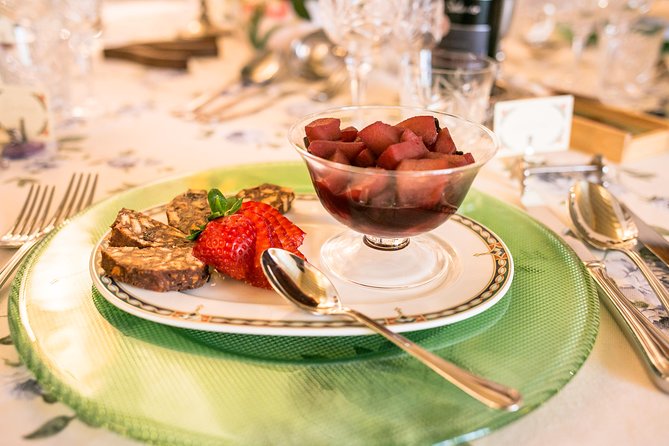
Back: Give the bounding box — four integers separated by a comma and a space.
376, 140, 428, 170
353, 148, 376, 167
340, 126, 358, 142
357, 121, 402, 156
433, 127, 457, 154
396, 116, 438, 146
305, 117, 341, 142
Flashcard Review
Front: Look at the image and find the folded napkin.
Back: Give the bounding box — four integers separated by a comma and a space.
103, 36, 219, 70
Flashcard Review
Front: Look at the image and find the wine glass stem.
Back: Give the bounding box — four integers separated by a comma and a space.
345, 53, 371, 106
363, 235, 410, 251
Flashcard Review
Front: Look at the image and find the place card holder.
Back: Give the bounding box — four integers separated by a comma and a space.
570, 98, 669, 163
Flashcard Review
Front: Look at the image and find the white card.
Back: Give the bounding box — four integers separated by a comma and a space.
493, 95, 574, 157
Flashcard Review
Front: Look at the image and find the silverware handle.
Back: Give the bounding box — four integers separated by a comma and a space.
181, 78, 241, 115
0, 237, 38, 289
341, 307, 523, 411
623, 248, 669, 313
195, 84, 266, 120
586, 261, 669, 389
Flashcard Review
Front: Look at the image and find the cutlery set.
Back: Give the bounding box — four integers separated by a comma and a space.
525, 176, 669, 391
174, 31, 346, 122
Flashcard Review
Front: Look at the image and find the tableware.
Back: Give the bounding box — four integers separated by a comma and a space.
597, 15, 666, 109
568, 181, 669, 311
394, 0, 446, 109
318, 0, 400, 105
186, 50, 282, 120
0, 183, 54, 248
261, 247, 522, 411
0, 172, 97, 288
400, 50, 498, 124
531, 204, 669, 392
288, 105, 499, 289
90, 197, 513, 336
0, 8, 71, 123
63, 0, 103, 119
8, 162, 598, 445
621, 202, 669, 268
290, 29, 344, 81
554, 0, 601, 87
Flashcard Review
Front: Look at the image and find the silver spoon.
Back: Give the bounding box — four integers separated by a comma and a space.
569, 181, 669, 311
260, 248, 523, 412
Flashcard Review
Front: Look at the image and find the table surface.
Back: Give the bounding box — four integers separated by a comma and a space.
1, 1, 669, 444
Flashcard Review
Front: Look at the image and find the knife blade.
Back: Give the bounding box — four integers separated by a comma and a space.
621, 202, 669, 269
525, 205, 669, 392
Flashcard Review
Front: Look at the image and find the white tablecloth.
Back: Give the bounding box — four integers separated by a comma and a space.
1, 1, 669, 444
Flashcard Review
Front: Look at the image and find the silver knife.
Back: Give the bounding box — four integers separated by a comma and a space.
621, 202, 669, 269
525, 205, 669, 392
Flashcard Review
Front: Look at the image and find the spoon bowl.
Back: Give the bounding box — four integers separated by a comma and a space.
569, 180, 669, 310
261, 247, 523, 412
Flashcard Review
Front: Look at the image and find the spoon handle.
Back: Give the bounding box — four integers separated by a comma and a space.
586, 261, 669, 391
341, 307, 523, 411
622, 248, 669, 312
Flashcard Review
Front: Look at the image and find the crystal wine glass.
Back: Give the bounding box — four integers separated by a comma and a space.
318, 0, 401, 105
394, 0, 446, 107
288, 106, 499, 289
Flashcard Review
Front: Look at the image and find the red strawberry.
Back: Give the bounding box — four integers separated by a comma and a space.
239, 210, 281, 289
191, 189, 306, 290
241, 201, 305, 255
192, 214, 256, 281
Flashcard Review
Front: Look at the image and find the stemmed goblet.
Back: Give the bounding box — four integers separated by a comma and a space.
394, 0, 446, 107
288, 106, 499, 289
318, 0, 400, 105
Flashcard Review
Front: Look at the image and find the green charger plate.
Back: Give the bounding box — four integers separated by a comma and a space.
9, 162, 599, 445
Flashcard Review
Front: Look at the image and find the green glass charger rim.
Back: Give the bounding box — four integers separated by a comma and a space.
8, 161, 600, 445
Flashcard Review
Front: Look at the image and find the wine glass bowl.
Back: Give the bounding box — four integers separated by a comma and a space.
288, 105, 499, 289
318, 0, 400, 105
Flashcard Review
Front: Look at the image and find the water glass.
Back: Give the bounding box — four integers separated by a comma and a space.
597, 16, 666, 108
318, 0, 400, 105
400, 50, 498, 124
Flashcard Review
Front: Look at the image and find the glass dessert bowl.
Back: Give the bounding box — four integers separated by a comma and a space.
288, 105, 499, 289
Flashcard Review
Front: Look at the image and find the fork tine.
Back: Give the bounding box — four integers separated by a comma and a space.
24, 185, 52, 236
85, 174, 98, 208
49, 173, 77, 227
8, 184, 37, 237
62, 174, 83, 222
73, 173, 97, 214
17, 184, 44, 236
36, 187, 55, 233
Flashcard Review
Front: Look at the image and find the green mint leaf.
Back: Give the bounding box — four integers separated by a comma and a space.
227, 198, 243, 215
208, 188, 226, 215
186, 224, 206, 241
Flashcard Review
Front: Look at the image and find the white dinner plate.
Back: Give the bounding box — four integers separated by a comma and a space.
90, 196, 513, 336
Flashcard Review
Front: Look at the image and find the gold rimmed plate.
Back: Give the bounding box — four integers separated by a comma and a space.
90, 197, 513, 336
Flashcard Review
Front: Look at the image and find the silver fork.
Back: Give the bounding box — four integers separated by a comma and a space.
0, 173, 98, 288
0, 183, 56, 248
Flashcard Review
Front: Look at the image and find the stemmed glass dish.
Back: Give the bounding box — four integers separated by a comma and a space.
318, 0, 400, 105
288, 106, 499, 289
